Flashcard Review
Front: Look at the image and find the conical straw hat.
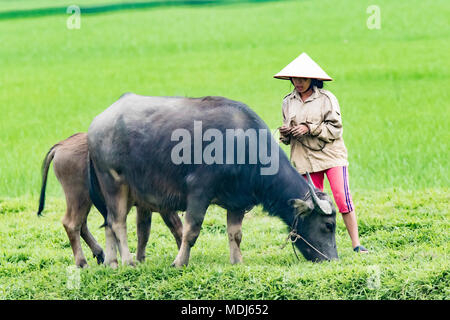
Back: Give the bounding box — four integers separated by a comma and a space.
274, 52, 333, 81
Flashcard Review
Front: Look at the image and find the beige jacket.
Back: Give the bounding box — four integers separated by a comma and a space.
279, 86, 348, 174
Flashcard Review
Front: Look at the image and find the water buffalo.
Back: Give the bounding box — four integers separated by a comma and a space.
37, 132, 183, 267
87, 93, 338, 267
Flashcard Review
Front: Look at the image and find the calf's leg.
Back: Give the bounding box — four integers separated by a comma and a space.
80, 220, 105, 264
61, 202, 90, 268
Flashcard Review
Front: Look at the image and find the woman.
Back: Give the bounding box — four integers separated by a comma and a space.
274, 53, 368, 253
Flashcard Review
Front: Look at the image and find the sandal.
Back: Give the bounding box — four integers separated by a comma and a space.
353, 245, 369, 253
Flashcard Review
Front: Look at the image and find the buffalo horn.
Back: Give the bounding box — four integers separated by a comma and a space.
305, 172, 333, 215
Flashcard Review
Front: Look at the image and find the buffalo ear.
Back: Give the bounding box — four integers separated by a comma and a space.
288, 198, 314, 215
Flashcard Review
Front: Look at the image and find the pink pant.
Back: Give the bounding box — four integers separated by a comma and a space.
302, 166, 354, 213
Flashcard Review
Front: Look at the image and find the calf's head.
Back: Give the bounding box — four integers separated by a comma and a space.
288, 178, 338, 262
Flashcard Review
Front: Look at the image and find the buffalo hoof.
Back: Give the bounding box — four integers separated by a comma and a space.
120, 256, 136, 267
76, 259, 88, 268
94, 251, 105, 265
104, 259, 119, 269
230, 257, 243, 265
171, 260, 188, 268
125, 261, 136, 267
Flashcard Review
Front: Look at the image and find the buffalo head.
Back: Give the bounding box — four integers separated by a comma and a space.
288, 173, 338, 262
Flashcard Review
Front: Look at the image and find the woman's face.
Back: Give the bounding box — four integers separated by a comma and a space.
291, 77, 312, 93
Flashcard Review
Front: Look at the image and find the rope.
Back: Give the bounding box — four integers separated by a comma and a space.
280, 201, 331, 261
276, 125, 327, 151
274, 128, 331, 261
285, 230, 331, 261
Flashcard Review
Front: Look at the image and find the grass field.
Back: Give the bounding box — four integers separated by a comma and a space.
0, 0, 448, 299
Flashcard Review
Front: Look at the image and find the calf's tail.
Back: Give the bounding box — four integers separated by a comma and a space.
37, 144, 58, 216
87, 152, 108, 228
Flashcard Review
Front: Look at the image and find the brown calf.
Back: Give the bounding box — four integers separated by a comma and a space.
37, 133, 183, 267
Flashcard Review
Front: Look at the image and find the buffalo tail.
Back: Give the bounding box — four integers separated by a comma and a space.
37, 144, 59, 216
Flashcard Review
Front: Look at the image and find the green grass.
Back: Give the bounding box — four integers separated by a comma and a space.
0, 0, 449, 196
0, 0, 449, 299
0, 189, 448, 299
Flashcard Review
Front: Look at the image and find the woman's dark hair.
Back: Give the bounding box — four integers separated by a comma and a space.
311, 78, 324, 89
289, 77, 324, 89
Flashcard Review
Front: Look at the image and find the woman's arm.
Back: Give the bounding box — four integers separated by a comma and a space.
306, 96, 343, 143
279, 129, 291, 145
279, 99, 291, 145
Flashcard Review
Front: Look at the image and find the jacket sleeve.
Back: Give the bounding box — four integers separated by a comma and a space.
306, 95, 343, 143
279, 98, 291, 145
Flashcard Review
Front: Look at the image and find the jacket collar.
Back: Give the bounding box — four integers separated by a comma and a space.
291, 85, 320, 103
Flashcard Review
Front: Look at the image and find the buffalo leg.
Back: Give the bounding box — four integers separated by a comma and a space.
104, 225, 119, 268
94, 167, 133, 267
172, 194, 209, 268
61, 202, 90, 268
107, 184, 135, 266
227, 210, 245, 264
160, 211, 183, 249
136, 207, 152, 262
80, 219, 105, 265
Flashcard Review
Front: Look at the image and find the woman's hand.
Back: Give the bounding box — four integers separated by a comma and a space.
279, 125, 292, 136
291, 124, 310, 138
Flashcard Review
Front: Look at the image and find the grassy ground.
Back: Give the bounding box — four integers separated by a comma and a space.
1, 0, 449, 196
0, 0, 448, 299
0, 189, 448, 299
